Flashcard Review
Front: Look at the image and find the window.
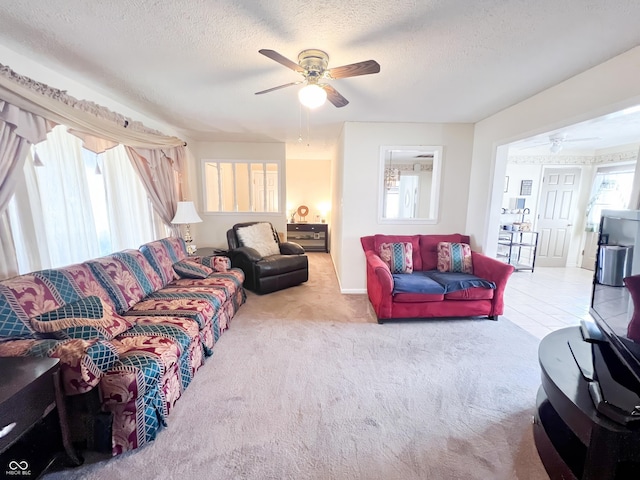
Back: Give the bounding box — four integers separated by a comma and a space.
5, 125, 169, 274
202, 160, 281, 213
585, 165, 635, 232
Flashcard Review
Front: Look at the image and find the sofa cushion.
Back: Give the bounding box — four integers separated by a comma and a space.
444, 287, 494, 300
437, 242, 473, 274
173, 260, 214, 279
424, 270, 495, 294
29, 295, 131, 341
379, 242, 413, 274
392, 292, 445, 303
87, 251, 162, 314
140, 238, 189, 286
236, 223, 280, 257
392, 272, 445, 295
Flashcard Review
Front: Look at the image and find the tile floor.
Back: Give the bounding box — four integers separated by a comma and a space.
504, 266, 595, 339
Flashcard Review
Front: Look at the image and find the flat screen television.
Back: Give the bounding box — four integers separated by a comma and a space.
586, 209, 640, 420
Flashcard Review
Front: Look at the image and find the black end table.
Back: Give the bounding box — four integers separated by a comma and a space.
1, 357, 82, 477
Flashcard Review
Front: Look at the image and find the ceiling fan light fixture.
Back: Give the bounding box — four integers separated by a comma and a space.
550, 142, 563, 154
298, 84, 327, 109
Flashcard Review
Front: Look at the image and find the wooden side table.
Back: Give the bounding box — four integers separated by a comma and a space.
0, 357, 82, 477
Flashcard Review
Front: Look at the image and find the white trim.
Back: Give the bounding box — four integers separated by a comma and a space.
340, 288, 367, 294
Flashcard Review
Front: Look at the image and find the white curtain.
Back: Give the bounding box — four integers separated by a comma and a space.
31, 126, 101, 266
0, 212, 17, 279
6, 151, 51, 274
0, 66, 189, 278
100, 145, 161, 250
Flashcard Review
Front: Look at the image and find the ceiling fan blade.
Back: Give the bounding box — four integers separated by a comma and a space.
565, 136, 602, 142
255, 81, 302, 95
323, 85, 349, 108
327, 60, 380, 79
258, 49, 304, 73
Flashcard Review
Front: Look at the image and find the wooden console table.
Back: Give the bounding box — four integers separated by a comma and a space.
0, 357, 81, 477
287, 223, 329, 252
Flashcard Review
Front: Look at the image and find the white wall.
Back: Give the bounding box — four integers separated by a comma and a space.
337, 122, 475, 293
468, 46, 640, 258
286, 158, 332, 225
190, 141, 287, 249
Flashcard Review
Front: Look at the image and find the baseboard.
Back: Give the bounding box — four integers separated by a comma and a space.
341, 288, 366, 294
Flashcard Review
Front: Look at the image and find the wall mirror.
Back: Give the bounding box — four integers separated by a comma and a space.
378, 145, 442, 224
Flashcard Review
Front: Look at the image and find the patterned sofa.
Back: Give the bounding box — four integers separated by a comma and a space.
0, 237, 245, 455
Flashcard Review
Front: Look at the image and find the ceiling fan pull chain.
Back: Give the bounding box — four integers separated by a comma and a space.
306, 108, 310, 147
298, 102, 303, 143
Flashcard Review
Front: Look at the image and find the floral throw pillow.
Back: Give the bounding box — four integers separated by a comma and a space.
379, 242, 413, 274
437, 242, 473, 274
173, 260, 214, 279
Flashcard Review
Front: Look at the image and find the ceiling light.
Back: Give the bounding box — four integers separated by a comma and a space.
550, 141, 563, 154
549, 134, 566, 154
298, 84, 327, 109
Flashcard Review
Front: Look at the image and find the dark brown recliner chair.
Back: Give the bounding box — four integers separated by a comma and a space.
226, 222, 308, 294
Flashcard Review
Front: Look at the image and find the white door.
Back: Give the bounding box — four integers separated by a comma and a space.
536, 167, 582, 267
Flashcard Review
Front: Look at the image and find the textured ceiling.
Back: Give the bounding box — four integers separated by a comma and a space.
1, 1, 640, 159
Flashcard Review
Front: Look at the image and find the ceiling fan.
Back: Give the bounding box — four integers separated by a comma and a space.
521, 133, 601, 153
255, 49, 381, 108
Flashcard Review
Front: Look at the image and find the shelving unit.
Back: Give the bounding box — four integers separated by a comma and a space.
497, 230, 539, 272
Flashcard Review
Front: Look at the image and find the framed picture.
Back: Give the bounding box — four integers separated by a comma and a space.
504, 176, 509, 193
520, 179, 533, 196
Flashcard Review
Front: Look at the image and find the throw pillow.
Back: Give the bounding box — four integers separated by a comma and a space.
437, 242, 473, 274
29, 296, 130, 341
236, 223, 280, 258
379, 242, 413, 274
173, 260, 214, 279
194, 255, 231, 272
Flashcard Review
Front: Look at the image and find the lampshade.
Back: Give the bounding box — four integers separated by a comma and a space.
171, 201, 203, 224
298, 84, 327, 109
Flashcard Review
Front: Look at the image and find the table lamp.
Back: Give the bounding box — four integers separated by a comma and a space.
171, 201, 203, 254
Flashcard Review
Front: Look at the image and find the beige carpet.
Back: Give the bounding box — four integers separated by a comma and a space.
46, 253, 549, 480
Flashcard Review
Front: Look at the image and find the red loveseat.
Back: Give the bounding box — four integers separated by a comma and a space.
361, 234, 514, 323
